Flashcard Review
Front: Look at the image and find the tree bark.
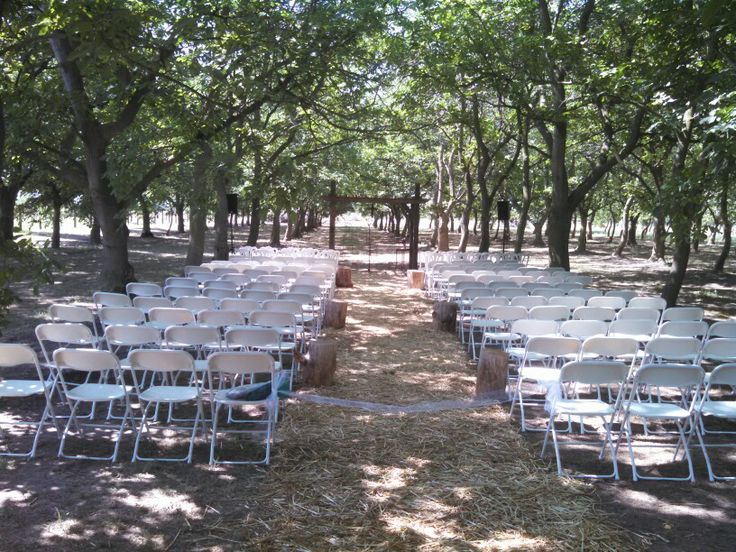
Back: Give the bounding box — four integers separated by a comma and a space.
270, 206, 282, 247
576, 205, 588, 253
51, 190, 62, 249
714, 178, 731, 273
324, 300, 348, 329
300, 338, 338, 387
213, 175, 229, 260
614, 196, 634, 257
89, 216, 102, 245
185, 144, 211, 266
0, 184, 20, 242
140, 200, 154, 238
627, 215, 638, 246
175, 194, 185, 233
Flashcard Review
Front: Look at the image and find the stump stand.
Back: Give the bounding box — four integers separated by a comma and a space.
476, 348, 509, 400
432, 300, 458, 333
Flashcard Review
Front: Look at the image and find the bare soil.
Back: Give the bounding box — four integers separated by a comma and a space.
1, 220, 735, 551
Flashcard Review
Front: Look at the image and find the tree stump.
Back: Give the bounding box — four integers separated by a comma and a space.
406, 270, 425, 289
301, 338, 338, 387
336, 266, 353, 288
476, 348, 508, 399
432, 300, 458, 332
324, 300, 348, 329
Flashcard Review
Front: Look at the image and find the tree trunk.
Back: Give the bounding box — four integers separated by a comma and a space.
0, 185, 20, 242
286, 209, 295, 240
627, 215, 638, 246
575, 206, 588, 253
437, 213, 450, 251
51, 193, 62, 249
662, 234, 691, 307
547, 205, 571, 269
614, 196, 634, 257
140, 200, 154, 238
570, 212, 577, 238
587, 209, 596, 239
246, 195, 261, 246
300, 338, 338, 387
270, 206, 282, 247
89, 216, 102, 245
714, 179, 731, 273
532, 216, 547, 247
186, 145, 211, 266
324, 300, 348, 329
175, 194, 185, 233
213, 176, 229, 260
649, 214, 666, 262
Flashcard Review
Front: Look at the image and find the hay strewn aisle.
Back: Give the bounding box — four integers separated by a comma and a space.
247, 270, 636, 551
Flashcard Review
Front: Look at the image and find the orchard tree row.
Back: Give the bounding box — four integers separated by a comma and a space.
1, 0, 734, 307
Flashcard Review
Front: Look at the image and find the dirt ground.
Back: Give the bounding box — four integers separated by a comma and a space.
1, 219, 735, 551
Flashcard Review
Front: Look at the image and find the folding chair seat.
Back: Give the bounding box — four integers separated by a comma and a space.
661, 306, 705, 322
628, 296, 667, 311
697, 363, 736, 480
147, 307, 196, 330
528, 305, 570, 323
128, 350, 205, 463
99, 307, 146, 329
657, 320, 709, 342
616, 363, 704, 481
511, 336, 582, 432
605, 289, 638, 303
567, 289, 602, 301
587, 296, 626, 311
174, 296, 217, 313
572, 306, 616, 322
206, 352, 278, 465
164, 285, 200, 300
203, 287, 238, 300
133, 296, 172, 315
49, 304, 102, 347
125, 282, 163, 298
53, 348, 136, 462
93, 292, 132, 310
541, 360, 629, 479
706, 321, 736, 339
510, 296, 548, 309
0, 344, 57, 459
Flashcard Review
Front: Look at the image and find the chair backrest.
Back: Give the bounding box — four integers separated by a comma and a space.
572, 306, 616, 322
197, 309, 246, 327
559, 360, 630, 386
0, 343, 39, 367
471, 296, 508, 310
128, 349, 195, 374
189, 272, 215, 284
293, 277, 322, 288
203, 280, 238, 291
241, 269, 269, 280
587, 296, 626, 310
567, 289, 603, 300
164, 285, 201, 300
174, 296, 217, 312
164, 277, 198, 288
93, 291, 132, 309
657, 320, 709, 340
164, 325, 221, 348
133, 296, 172, 313
99, 306, 146, 327
49, 304, 95, 324
524, 335, 581, 357
218, 298, 261, 315
35, 322, 94, 346
225, 327, 281, 349
700, 338, 736, 362
528, 288, 561, 299
257, 274, 287, 287
615, 307, 660, 322
645, 337, 701, 363
185, 265, 212, 276
486, 305, 528, 322
628, 296, 666, 311
249, 310, 296, 329
559, 319, 609, 340
495, 287, 529, 299
706, 321, 736, 339
219, 273, 251, 286
203, 287, 238, 300
548, 296, 585, 310
706, 363, 736, 387
125, 282, 163, 298
460, 287, 493, 301
148, 307, 196, 326
207, 351, 275, 379
605, 289, 638, 302
105, 325, 161, 348
261, 300, 302, 315
289, 284, 322, 296
661, 306, 704, 322
581, 336, 639, 359
510, 295, 548, 309
54, 347, 119, 373
211, 267, 238, 277
607, 319, 658, 339
528, 305, 570, 321
510, 319, 559, 338
241, 290, 278, 302
634, 363, 703, 389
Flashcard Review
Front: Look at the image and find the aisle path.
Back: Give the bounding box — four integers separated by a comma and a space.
253, 270, 634, 551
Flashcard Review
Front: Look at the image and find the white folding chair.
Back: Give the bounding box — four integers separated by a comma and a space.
587, 296, 627, 311
165, 277, 199, 288
476, 305, 528, 359
567, 289, 602, 301
548, 295, 585, 312
644, 337, 702, 365
541, 360, 629, 479
510, 296, 548, 309
628, 296, 666, 311
0, 344, 57, 459
99, 306, 146, 328
128, 350, 205, 463
604, 289, 638, 303
528, 305, 570, 322
706, 320, 736, 339
657, 320, 709, 342
133, 296, 172, 315
174, 296, 217, 313
510, 336, 581, 432
49, 304, 102, 347
54, 348, 136, 462
203, 287, 239, 300
572, 306, 616, 322
148, 307, 196, 330
559, 319, 609, 341
607, 319, 658, 344
197, 309, 246, 331
206, 352, 278, 465
616, 363, 704, 481
697, 363, 736, 480
579, 336, 639, 372
241, 290, 278, 303
616, 307, 660, 322
661, 306, 705, 322
93, 292, 132, 310
164, 285, 200, 300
